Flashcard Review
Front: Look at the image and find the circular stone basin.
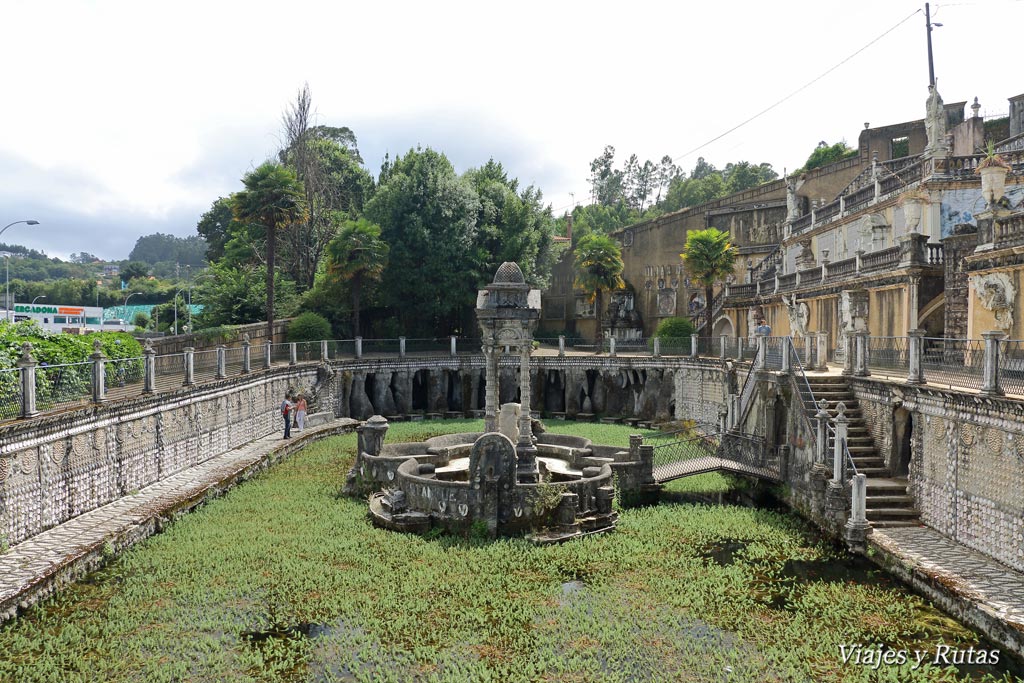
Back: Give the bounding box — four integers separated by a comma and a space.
434, 456, 584, 480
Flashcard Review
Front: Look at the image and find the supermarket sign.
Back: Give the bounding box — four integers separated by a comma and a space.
14, 304, 87, 315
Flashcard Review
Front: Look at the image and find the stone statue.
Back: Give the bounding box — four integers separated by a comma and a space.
971, 273, 1016, 332
782, 294, 810, 338
498, 403, 521, 444
786, 176, 800, 220
925, 84, 947, 154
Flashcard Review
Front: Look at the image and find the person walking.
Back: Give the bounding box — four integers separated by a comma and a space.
295, 394, 308, 431
280, 393, 293, 439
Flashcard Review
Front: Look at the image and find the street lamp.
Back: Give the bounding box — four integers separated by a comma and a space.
172, 289, 184, 336
0, 220, 40, 322
31, 295, 46, 305
186, 265, 192, 332
123, 291, 141, 327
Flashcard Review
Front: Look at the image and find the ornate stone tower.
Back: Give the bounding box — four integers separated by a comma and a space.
476, 262, 541, 483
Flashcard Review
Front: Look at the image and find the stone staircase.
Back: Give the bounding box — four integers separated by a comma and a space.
799, 375, 920, 528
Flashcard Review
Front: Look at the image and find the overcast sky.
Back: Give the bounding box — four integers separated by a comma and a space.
0, 0, 1020, 261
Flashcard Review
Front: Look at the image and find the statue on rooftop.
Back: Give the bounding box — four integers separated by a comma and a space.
925, 84, 948, 155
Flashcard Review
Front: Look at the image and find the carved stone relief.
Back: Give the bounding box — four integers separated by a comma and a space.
970, 272, 1015, 332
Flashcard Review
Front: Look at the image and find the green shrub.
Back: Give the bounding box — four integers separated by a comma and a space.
287, 312, 332, 342
651, 317, 695, 353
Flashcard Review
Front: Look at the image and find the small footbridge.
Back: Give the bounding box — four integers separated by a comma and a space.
650, 430, 779, 484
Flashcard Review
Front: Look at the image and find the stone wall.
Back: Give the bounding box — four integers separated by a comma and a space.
849, 378, 1024, 572
942, 230, 977, 340
331, 356, 728, 426
0, 365, 324, 546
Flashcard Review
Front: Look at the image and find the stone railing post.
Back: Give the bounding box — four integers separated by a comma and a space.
450, 336, 458, 357
982, 331, 1004, 396
841, 334, 855, 376
653, 336, 660, 358
399, 336, 407, 358
907, 329, 924, 385
17, 342, 38, 417
216, 345, 227, 379
289, 342, 297, 366
719, 407, 728, 434
263, 341, 272, 370
690, 334, 698, 358
781, 337, 791, 374
355, 337, 363, 359
854, 332, 870, 377
321, 339, 329, 362
183, 346, 195, 386
91, 339, 107, 403
726, 392, 736, 430
816, 332, 829, 371
629, 433, 643, 460
737, 336, 745, 360
558, 335, 566, 357
638, 444, 655, 486
855, 250, 863, 276
832, 402, 848, 487
241, 334, 251, 375
143, 339, 156, 394
609, 335, 616, 357
845, 472, 872, 549
804, 335, 813, 366
720, 335, 727, 360
815, 399, 830, 468
756, 335, 767, 370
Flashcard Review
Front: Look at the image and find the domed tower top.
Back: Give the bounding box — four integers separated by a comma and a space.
492, 261, 526, 285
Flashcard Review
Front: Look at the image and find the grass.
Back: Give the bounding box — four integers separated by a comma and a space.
0, 420, 1015, 682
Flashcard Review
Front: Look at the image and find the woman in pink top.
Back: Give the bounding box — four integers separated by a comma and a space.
296, 395, 308, 431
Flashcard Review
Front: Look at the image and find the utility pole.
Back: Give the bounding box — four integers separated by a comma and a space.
925, 3, 940, 88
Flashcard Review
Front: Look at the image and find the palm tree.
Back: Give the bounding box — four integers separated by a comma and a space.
231, 162, 305, 339
574, 233, 624, 350
681, 228, 738, 339
327, 217, 389, 337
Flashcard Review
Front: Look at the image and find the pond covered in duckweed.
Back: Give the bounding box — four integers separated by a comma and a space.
0, 419, 1020, 682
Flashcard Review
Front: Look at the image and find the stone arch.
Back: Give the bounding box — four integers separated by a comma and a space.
712, 316, 734, 338
891, 406, 913, 477
918, 292, 944, 336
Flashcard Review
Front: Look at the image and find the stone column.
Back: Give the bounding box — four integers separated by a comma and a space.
804, 335, 813, 366
815, 399, 830, 470
517, 340, 539, 483
756, 334, 767, 370
720, 335, 727, 360
907, 275, 921, 330
726, 392, 735, 430
629, 433, 643, 460
558, 335, 565, 356
781, 338, 791, 374
737, 336, 744, 360
17, 342, 38, 417
241, 334, 251, 375
183, 346, 195, 386
690, 334, 698, 358
844, 473, 872, 551
853, 332, 870, 377
907, 329, 925, 385
143, 339, 156, 394
719, 407, 728, 434
841, 334, 855, 376
450, 336, 457, 357
982, 330, 1004, 396
289, 342, 297, 366
831, 402, 848, 487
399, 337, 406, 358
263, 341, 272, 370
355, 337, 363, 359
653, 337, 661, 358
91, 339, 107, 403
609, 336, 616, 357
639, 444, 656, 486
321, 339, 329, 362
483, 344, 498, 432
816, 332, 829, 371
216, 345, 227, 379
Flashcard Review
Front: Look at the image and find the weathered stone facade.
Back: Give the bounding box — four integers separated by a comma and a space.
0, 366, 328, 546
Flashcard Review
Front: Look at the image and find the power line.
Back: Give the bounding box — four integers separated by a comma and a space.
667, 7, 922, 167
551, 8, 924, 216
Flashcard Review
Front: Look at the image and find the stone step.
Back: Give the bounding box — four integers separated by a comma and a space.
864, 477, 910, 492
866, 507, 920, 520
865, 494, 916, 505
870, 520, 922, 529
852, 457, 885, 468
853, 466, 890, 476
846, 446, 877, 455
